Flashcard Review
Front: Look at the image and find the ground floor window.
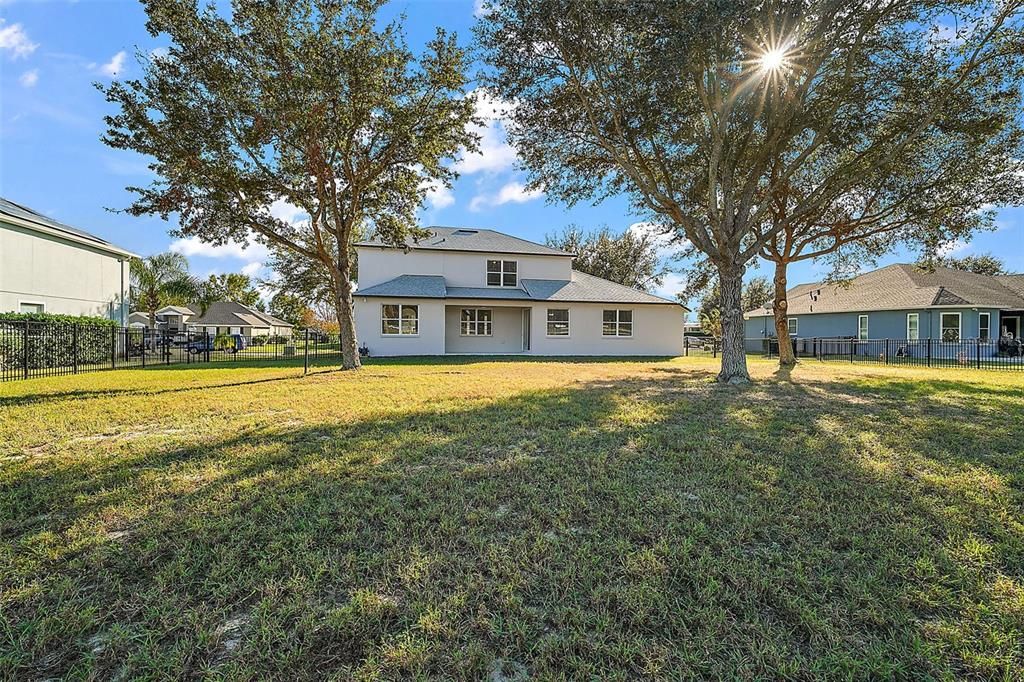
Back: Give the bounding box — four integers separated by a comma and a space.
460, 308, 492, 336
858, 315, 869, 340
940, 312, 961, 342
546, 308, 570, 336
19, 302, 44, 314
907, 313, 919, 341
787, 317, 798, 336
979, 312, 990, 341
382, 304, 419, 335
602, 309, 633, 337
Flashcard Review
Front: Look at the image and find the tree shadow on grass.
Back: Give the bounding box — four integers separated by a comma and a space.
2, 369, 1021, 679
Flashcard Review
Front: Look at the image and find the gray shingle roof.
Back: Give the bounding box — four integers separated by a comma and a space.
357, 275, 448, 298
188, 301, 293, 328
746, 263, 1024, 317
0, 196, 138, 258
355, 227, 574, 257
358, 270, 682, 306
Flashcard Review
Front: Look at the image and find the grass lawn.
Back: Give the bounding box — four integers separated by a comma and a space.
1, 357, 1022, 679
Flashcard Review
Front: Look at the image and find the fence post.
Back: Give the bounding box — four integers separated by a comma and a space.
304, 328, 310, 375
976, 337, 981, 370
684, 339, 688, 357
885, 338, 889, 366
111, 325, 117, 369
22, 320, 29, 380
850, 338, 855, 363
927, 338, 932, 368
73, 324, 79, 374
141, 329, 146, 368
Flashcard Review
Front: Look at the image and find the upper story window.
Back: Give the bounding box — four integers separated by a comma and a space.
486, 259, 517, 287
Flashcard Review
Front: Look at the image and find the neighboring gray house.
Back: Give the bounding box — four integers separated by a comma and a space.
745, 263, 1024, 355
185, 301, 293, 337
0, 197, 137, 322
354, 227, 686, 356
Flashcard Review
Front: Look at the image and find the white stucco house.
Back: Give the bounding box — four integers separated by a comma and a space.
354, 228, 686, 356
1, 197, 137, 322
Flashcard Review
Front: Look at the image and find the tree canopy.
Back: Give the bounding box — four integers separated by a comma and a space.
200, 273, 263, 311
917, 253, 1010, 276
544, 224, 671, 291
102, 0, 478, 368
478, 0, 1024, 382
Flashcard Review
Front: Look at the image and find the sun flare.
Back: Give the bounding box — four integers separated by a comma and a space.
759, 47, 788, 71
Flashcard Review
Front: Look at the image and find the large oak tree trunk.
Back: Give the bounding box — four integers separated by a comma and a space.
772, 260, 796, 368
717, 263, 750, 384
331, 261, 361, 371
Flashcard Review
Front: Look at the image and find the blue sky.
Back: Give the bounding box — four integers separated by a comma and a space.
1, 0, 1021, 310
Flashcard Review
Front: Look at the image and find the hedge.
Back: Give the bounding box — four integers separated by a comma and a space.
0, 314, 120, 372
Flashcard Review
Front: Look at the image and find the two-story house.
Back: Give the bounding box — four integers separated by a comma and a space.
1, 197, 137, 322
353, 228, 685, 356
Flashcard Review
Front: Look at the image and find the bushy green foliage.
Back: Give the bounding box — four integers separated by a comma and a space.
0, 312, 117, 327
0, 318, 118, 372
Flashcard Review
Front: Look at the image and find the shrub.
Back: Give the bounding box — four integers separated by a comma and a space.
0, 319, 120, 372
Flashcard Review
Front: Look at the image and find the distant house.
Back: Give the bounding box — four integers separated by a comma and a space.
353, 227, 685, 356
0, 197, 137, 322
185, 301, 293, 338
745, 264, 1024, 351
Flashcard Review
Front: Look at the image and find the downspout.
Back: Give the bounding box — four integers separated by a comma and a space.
119, 258, 126, 326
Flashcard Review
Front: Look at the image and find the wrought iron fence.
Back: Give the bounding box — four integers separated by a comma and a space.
746, 335, 1024, 371
0, 320, 345, 382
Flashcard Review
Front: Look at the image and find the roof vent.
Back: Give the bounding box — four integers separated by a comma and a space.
452, 229, 479, 237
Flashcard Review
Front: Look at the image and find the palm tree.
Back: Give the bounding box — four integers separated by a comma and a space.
130, 253, 199, 331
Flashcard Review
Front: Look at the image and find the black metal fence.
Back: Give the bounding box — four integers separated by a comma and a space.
0, 321, 345, 382
746, 336, 1024, 371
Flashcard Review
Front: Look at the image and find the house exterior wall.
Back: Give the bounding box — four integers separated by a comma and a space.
354, 297, 446, 356
444, 304, 526, 353
745, 307, 1003, 340
0, 221, 129, 321
357, 246, 573, 289
355, 296, 683, 357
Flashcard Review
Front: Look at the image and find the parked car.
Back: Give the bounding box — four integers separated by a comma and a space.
187, 334, 248, 355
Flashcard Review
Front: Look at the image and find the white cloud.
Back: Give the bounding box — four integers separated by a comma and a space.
456, 88, 518, 175
169, 235, 269, 261
98, 50, 127, 78
267, 197, 306, 224
18, 68, 38, 87
241, 261, 263, 277
0, 20, 38, 59
628, 221, 687, 260
653, 272, 688, 301
469, 181, 543, 211
422, 178, 455, 210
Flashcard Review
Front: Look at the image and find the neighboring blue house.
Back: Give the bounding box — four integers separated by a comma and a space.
744, 264, 1024, 357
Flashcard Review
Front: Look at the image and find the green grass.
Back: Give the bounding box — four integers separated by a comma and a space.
1, 357, 1022, 679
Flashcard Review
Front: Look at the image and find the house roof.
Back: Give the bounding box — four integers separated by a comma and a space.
187, 301, 293, 328
355, 227, 574, 257
358, 270, 684, 307
745, 263, 1024, 318
156, 305, 197, 316
0, 196, 139, 259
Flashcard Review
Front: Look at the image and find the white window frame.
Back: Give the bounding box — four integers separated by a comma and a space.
940, 312, 961, 342
460, 308, 493, 336
858, 315, 869, 341
18, 301, 46, 314
486, 259, 518, 287
546, 308, 570, 337
906, 313, 919, 341
602, 309, 633, 337
979, 312, 990, 341
787, 317, 798, 336
381, 304, 419, 336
